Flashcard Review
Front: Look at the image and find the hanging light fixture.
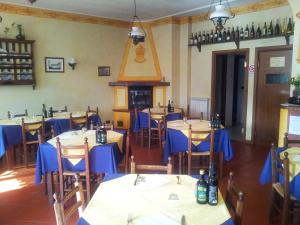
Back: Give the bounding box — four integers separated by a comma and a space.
128, 0, 146, 45
208, 0, 234, 31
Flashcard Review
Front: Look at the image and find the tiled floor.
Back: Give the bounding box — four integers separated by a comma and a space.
0, 139, 274, 225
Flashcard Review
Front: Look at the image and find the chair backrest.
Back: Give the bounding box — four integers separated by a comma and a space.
87, 106, 99, 115
187, 124, 215, 175
130, 155, 172, 174
56, 137, 91, 201
284, 132, 300, 148
21, 117, 45, 144
69, 112, 88, 130
8, 109, 28, 119
53, 174, 85, 225
148, 108, 166, 129
52, 105, 68, 113
225, 172, 245, 225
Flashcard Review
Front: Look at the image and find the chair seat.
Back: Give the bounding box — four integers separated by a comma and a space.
273, 183, 298, 201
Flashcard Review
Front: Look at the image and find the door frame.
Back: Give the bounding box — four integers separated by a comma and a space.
252, 45, 293, 145
211, 48, 250, 141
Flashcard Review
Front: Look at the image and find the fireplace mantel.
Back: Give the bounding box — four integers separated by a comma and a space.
108, 81, 170, 87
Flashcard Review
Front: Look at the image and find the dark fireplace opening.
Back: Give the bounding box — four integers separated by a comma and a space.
128, 86, 153, 110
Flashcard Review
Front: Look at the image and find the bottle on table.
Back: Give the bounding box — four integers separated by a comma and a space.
170, 101, 174, 112
96, 124, 101, 144
208, 162, 218, 206
197, 169, 208, 204
167, 100, 171, 113
42, 104, 47, 118
99, 125, 107, 144
48, 107, 53, 118
215, 113, 221, 128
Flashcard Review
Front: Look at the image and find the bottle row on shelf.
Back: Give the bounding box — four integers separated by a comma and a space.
189, 17, 294, 46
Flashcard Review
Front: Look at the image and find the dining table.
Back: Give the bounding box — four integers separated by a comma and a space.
133, 107, 183, 132
164, 120, 233, 169
0, 111, 101, 159
76, 174, 234, 225
35, 128, 126, 203
260, 146, 300, 200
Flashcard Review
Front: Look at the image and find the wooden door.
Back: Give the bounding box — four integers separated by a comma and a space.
254, 46, 292, 146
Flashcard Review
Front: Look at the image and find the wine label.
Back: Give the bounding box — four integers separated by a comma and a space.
197, 185, 207, 203
208, 185, 218, 204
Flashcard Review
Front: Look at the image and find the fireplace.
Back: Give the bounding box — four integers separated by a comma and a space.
128, 86, 153, 110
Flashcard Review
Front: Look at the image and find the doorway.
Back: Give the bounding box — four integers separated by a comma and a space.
212, 49, 249, 141
253, 45, 292, 146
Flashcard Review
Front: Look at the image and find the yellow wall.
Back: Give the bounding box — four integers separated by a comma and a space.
0, 12, 127, 120
184, 6, 292, 141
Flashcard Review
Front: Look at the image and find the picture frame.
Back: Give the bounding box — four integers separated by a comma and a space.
45, 57, 64, 73
98, 66, 110, 76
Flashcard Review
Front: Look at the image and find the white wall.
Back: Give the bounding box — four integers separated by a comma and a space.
0, 13, 128, 120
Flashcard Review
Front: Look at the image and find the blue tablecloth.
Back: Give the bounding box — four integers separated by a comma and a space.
0, 114, 101, 159
259, 147, 300, 201
164, 128, 233, 163
133, 111, 182, 132
35, 129, 126, 185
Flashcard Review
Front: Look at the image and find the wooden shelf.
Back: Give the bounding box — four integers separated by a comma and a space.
0, 38, 35, 89
189, 33, 293, 52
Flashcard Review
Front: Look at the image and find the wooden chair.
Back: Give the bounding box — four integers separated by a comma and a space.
225, 172, 245, 225
21, 117, 45, 167
134, 107, 142, 144
269, 143, 300, 225
52, 105, 68, 113
53, 174, 85, 225
69, 112, 88, 130
148, 108, 166, 150
87, 106, 99, 115
186, 104, 205, 120
118, 129, 131, 173
130, 155, 172, 174
56, 137, 91, 202
8, 109, 28, 119
187, 124, 215, 175
284, 132, 300, 148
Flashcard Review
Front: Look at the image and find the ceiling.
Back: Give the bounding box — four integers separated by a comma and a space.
1, 0, 263, 22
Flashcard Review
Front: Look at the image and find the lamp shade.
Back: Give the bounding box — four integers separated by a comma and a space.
209, 4, 231, 21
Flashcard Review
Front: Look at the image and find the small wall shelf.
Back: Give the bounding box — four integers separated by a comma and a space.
189, 34, 293, 52
0, 38, 35, 89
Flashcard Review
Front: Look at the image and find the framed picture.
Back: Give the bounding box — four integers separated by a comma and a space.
98, 66, 110, 76
45, 57, 64, 73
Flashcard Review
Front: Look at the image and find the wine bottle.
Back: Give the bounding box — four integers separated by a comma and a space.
197, 169, 208, 204
167, 100, 171, 113
208, 163, 218, 206
214, 29, 218, 43
230, 27, 235, 41
287, 18, 293, 34
193, 32, 198, 45
262, 22, 267, 37
226, 27, 231, 41
42, 104, 47, 118
244, 24, 249, 39
48, 107, 53, 118
170, 101, 174, 112
222, 28, 227, 42
250, 22, 255, 39
235, 26, 240, 41
240, 27, 244, 40
256, 24, 262, 38
274, 19, 280, 36
210, 30, 214, 43
217, 30, 222, 42
96, 124, 101, 144
267, 21, 273, 36
206, 31, 210, 44
215, 113, 221, 128
281, 18, 287, 35
99, 125, 107, 144
198, 32, 202, 44
189, 33, 194, 45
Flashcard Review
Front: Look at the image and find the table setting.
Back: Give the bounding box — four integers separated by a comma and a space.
76, 174, 234, 225
260, 146, 300, 200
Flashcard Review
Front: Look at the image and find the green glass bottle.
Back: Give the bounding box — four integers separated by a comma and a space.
197, 169, 208, 204
208, 163, 218, 206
